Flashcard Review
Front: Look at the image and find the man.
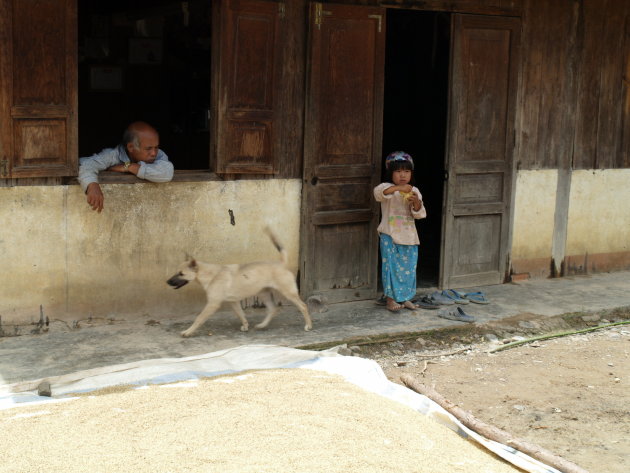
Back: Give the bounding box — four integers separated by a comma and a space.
78, 121, 174, 212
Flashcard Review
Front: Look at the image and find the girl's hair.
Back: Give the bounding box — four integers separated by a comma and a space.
385, 157, 415, 184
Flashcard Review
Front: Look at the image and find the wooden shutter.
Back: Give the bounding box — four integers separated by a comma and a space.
215, 0, 283, 174
0, 0, 77, 178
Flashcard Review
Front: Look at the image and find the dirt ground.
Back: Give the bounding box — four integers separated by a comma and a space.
359, 313, 630, 473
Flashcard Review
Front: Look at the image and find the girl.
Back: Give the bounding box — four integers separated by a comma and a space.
373, 151, 427, 312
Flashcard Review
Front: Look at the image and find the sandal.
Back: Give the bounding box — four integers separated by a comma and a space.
427, 291, 455, 305
415, 296, 441, 310
463, 291, 490, 304
438, 306, 476, 323
441, 289, 470, 304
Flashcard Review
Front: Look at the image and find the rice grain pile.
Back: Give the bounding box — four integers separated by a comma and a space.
0, 369, 522, 473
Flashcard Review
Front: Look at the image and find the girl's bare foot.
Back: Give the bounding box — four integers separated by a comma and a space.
386, 297, 403, 312
403, 300, 419, 310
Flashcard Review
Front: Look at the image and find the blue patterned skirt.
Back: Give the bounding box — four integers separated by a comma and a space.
380, 233, 418, 303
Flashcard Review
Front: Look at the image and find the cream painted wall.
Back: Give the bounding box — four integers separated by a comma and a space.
0, 180, 302, 324
511, 170, 557, 260
566, 169, 630, 254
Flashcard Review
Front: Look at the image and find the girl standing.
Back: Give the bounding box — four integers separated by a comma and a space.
373, 151, 427, 312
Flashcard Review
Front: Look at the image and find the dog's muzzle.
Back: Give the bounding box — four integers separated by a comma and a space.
167, 275, 189, 289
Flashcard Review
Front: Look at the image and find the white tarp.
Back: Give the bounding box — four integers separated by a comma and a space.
0, 344, 560, 473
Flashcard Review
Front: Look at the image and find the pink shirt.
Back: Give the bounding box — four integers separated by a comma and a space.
374, 182, 427, 245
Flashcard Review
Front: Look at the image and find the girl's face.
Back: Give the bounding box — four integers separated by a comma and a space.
392, 169, 412, 186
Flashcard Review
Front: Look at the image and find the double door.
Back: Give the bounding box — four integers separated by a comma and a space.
301, 4, 520, 300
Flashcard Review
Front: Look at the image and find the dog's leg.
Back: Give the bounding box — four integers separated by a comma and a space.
181, 300, 222, 337
228, 302, 249, 332
254, 290, 278, 330
287, 294, 313, 331
276, 287, 313, 332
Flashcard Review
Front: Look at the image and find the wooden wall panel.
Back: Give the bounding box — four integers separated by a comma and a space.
274, 0, 306, 178
623, 16, 630, 168
517, 0, 579, 170
518, 0, 629, 170
574, 0, 630, 169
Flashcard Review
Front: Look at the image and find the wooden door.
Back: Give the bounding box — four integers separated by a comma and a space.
440, 14, 520, 288
214, 0, 283, 175
0, 0, 77, 178
301, 3, 385, 303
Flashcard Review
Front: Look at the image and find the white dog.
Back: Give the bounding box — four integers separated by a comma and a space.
167, 227, 313, 337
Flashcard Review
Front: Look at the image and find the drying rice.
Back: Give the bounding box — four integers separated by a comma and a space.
0, 369, 522, 472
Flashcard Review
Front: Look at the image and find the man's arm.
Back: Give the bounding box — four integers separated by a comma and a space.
77, 148, 119, 193
78, 148, 119, 213
85, 182, 105, 213
136, 151, 174, 182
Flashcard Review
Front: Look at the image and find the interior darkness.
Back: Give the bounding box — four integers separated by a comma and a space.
382, 9, 451, 288
78, 0, 211, 169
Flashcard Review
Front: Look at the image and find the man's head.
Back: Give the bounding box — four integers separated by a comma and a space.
123, 121, 160, 163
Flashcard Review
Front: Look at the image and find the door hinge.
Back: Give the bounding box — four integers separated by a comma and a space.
278, 2, 285, 19
314, 3, 331, 30
368, 14, 382, 33
0, 159, 9, 178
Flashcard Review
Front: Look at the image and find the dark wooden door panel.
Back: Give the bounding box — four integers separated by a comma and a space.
301, 3, 385, 303
0, 0, 77, 178
215, 0, 282, 174
441, 14, 520, 288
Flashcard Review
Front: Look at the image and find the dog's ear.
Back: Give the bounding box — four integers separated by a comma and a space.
188, 258, 198, 271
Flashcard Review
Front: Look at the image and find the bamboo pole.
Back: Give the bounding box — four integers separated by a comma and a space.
401, 375, 589, 473
489, 320, 630, 353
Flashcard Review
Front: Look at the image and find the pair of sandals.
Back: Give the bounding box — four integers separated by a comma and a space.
444, 289, 490, 304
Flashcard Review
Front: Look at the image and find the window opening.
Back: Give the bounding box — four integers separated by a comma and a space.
78, 0, 211, 170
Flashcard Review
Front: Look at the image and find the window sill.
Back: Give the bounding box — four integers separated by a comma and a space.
64, 170, 222, 185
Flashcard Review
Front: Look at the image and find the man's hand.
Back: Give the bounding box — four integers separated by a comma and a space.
86, 182, 104, 213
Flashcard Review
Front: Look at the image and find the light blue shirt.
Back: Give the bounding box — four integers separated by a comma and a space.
78, 144, 174, 192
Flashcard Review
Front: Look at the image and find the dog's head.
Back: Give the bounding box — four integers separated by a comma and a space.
166, 258, 199, 289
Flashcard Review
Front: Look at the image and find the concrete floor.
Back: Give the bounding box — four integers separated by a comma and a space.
1, 271, 629, 386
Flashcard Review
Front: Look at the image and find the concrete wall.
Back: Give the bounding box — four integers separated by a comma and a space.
4, 169, 629, 324
0, 180, 302, 325
510, 170, 557, 278
510, 169, 630, 279
564, 170, 630, 274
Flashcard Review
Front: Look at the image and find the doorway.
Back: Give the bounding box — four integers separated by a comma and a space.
382, 9, 451, 288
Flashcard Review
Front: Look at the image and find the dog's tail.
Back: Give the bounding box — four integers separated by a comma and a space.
264, 226, 288, 266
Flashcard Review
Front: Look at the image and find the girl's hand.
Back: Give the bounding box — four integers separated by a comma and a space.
383, 183, 413, 196
409, 194, 423, 211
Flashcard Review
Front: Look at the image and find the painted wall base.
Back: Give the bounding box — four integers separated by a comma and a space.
0, 180, 302, 325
